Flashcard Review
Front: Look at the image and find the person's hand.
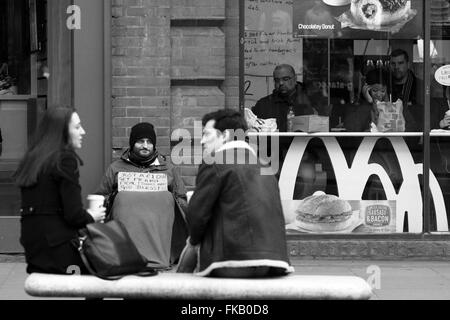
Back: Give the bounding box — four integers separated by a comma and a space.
87, 206, 106, 223
176, 237, 199, 273
440, 114, 450, 129
362, 83, 373, 103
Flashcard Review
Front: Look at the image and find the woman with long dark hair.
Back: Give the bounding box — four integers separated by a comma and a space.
14, 106, 105, 274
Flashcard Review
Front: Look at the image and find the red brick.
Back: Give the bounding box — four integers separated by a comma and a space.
113, 127, 127, 137
126, 107, 170, 117
142, 97, 170, 107
113, 117, 141, 127
113, 76, 169, 87
112, 88, 127, 97
141, 117, 170, 127
126, 87, 157, 96
126, 7, 148, 16
112, 97, 142, 108
112, 7, 124, 17
113, 137, 130, 148
113, 17, 142, 26
112, 108, 127, 117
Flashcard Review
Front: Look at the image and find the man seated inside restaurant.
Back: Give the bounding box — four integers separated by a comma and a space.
431, 85, 450, 131
362, 49, 423, 132
252, 63, 316, 132
95, 122, 188, 269
343, 68, 389, 132
252, 64, 323, 198
340, 69, 405, 194
430, 84, 450, 229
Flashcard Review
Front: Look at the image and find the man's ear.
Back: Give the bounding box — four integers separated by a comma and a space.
222, 129, 231, 143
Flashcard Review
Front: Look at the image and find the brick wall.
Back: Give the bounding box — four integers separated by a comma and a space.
111, 0, 239, 189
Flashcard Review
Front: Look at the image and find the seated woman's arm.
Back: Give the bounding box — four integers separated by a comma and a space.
58, 153, 95, 228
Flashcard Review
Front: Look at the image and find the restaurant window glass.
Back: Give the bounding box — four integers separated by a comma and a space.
242, 0, 436, 234
429, 1, 450, 233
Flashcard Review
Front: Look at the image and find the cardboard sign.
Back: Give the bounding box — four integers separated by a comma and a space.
118, 172, 168, 192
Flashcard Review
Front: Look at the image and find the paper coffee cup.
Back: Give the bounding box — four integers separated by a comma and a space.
87, 194, 104, 210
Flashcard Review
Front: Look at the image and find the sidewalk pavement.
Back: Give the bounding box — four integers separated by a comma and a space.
0, 258, 449, 300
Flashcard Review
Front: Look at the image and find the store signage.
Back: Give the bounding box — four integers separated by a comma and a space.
285, 200, 396, 233
434, 65, 450, 86
118, 172, 168, 192
279, 136, 449, 233
291, 0, 423, 39
361, 202, 395, 232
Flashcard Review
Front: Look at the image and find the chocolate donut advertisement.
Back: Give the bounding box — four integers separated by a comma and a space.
292, 0, 423, 39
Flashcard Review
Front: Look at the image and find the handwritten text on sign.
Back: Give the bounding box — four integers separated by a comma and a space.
118, 172, 168, 192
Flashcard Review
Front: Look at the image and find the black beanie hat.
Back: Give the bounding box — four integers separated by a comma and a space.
129, 122, 156, 148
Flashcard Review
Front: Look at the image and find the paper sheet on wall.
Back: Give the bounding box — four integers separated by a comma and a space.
118, 172, 168, 192
244, 0, 303, 103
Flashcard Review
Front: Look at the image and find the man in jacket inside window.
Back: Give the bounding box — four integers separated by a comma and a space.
252, 63, 321, 198
178, 109, 294, 277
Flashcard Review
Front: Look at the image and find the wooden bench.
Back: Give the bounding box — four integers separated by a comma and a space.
25, 273, 373, 299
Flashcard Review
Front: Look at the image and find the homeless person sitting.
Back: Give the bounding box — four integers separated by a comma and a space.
95, 122, 188, 270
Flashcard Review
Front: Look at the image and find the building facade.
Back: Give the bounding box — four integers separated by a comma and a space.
1, 0, 449, 258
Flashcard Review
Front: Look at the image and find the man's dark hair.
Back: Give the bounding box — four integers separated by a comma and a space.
391, 49, 409, 62
202, 109, 248, 132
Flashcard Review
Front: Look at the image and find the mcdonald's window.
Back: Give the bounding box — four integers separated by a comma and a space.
243, 0, 450, 234
430, 3, 450, 233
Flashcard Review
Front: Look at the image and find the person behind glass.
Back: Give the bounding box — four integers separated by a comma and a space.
178, 109, 294, 277
13, 107, 105, 274
363, 49, 422, 132
95, 122, 188, 269
431, 85, 450, 130
346, 69, 405, 192
252, 64, 317, 197
343, 69, 390, 132
252, 64, 315, 132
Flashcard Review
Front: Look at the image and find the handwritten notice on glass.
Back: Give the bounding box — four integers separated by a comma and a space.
118, 172, 168, 192
244, 0, 303, 109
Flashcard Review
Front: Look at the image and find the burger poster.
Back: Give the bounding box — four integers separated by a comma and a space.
292, 0, 423, 39
284, 194, 396, 233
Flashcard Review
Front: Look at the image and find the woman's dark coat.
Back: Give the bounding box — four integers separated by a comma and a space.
20, 151, 94, 274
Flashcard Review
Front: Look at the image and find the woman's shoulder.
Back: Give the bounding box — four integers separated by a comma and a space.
56, 149, 82, 176
60, 149, 81, 164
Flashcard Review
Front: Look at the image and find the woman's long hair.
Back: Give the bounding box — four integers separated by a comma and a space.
14, 106, 76, 187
